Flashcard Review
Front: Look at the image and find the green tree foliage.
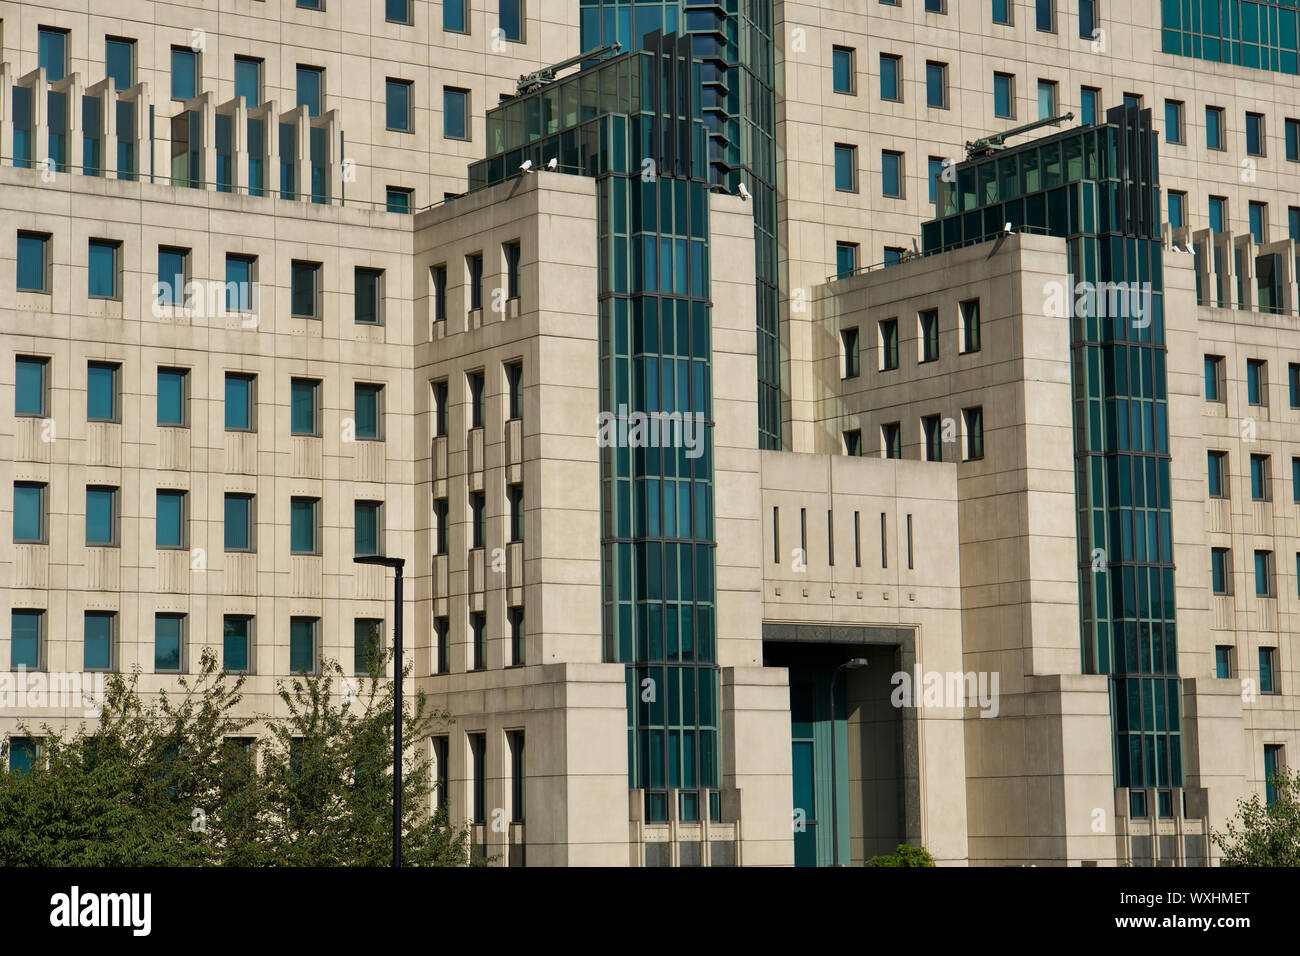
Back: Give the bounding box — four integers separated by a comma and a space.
1211, 769, 1300, 866
0, 649, 469, 866
864, 844, 936, 867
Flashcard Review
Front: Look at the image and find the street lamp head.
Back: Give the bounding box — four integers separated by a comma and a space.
352, 554, 405, 569
846, 657, 870, 669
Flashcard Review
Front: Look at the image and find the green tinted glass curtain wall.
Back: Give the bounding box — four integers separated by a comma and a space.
924, 107, 1181, 802
1162, 0, 1300, 74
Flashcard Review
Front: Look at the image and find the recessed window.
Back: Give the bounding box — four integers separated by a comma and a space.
922, 414, 943, 462
504, 240, 522, 301
928, 156, 946, 204
925, 61, 948, 109
1249, 201, 1268, 244
291, 497, 320, 554
225, 254, 255, 313
832, 46, 856, 95
434, 619, 450, 675
223, 615, 252, 673
508, 483, 524, 543
444, 87, 469, 140
1211, 547, 1231, 594
291, 378, 321, 436
841, 327, 860, 379
296, 66, 323, 117
843, 429, 862, 456
1205, 106, 1225, 151
1254, 550, 1274, 597
432, 380, 450, 437
1247, 358, 1267, 406
834, 143, 857, 192
38, 27, 68, 81
1079, 0, 1097, 38
918, 309, 939, 363
994, 72, 1015, 120
106, 37, 136, 91
505, 362, 523, 420
1035, 0, 1055, 32
291, 260, 321, 319
1286, 118, 1300, 162
1207, 451, 1228, 498
1208, 196, 1227, 234
157, 246, 189, 307
470, 491, 486, 549
11, 609, 44, 670
290, 617, 318, 675
1246, 112, 1265, 157
235, 56, 263, 107
354, 618, 384, 675
13, 482, 47, 544
354, 383, 384, 440
355, 267, 384, 325
1259, 647, 1278, 693
1250, 454, 1271, 501
1292, 457, 1300, 503
879, 318, 899, 371
224, 493, 254, 552
881, 422, 902, 459
1167, 190, 1186, 229
434, 496, 449, 555
881, 150, 903, 198
879, 54, 902, 102
298, 0, 324, 9
1264, 744, 1285, 806
992, 0, 1012, 25
431, 265, 448, 321
386, 78, 413, 132
84, 611, 115, 671
157, 367, 189, 426
15, 356, 49, 417
924, 0, 946, 12
170, 46, 198, 100
17, 231, 50, 293
225, 373, 256, 431
386, 0, 412, 26
1203, 356, 1223, 405
444, 0, 468, 34
500, 0, 524, 42
835, 242, 858, 279
1037, 79, 1058, 120
355, 500, 383, 556
1080, 86, 1100, 126
466, 252, 484, 310
156, 490, 188, 549
959, 299, 981, 353
1164, 100, 1185, 145
471, 614, 487, 671
88, 239, 120, 299
155, 614, 185, 673
86, 486, 118, 546
509, 611, 526, 669
386, 187, 413, 214
963, 406, 984, 461
1214, 645, 1233, 679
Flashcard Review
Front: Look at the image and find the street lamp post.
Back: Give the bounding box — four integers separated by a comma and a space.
353, 554, 405, 868
829, 657, 870, 868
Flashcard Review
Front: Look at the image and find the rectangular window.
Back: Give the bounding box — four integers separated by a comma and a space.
296, 66, 323, 117
354, 618, 383, 674
1249, 202, 1268, 244
924, 0, 944, 10
290, 497, 320, 554
387, 0, 412, 24
1037, 79, 1058, 120
434, 497, 449, 555
883, 246, 904, 267
386, 187, 413, 214
84, 611, 115, 671
1079, 0, 1097, 38
1215, 645, 1233, 679
86, 486, 118, 546
235, 56, 262, 106
843, 429, 862, 456
1246, 112, 1265, 157
500, 0, 524, 42
432, 380, 450, 437
1080, 86, 1099, 126
17, 231, 50, 293
355, 267, 383, 325
171, 46, 198, 100
157, 367, 188, 426
922, 414, 942, 462
833, 143, 857, 192
37, 26, 67, 82
354, 383, 383, 439
1035, 0, 1055, 32
928, 156, 946, 204
1264, 744, 1284, 807
1204, 355, 1224, 401
223, 615, 251, 673
1293, 457, 1300, 503
1251, 454, 1271, 501
1211, 547, 1231, 594
444, 87, 469, 140
470, 491, 486, 549
87, 362, 119, 422
435, 618, 450, 675
504, 240, 522, 301
469, 731, 487, 820
835, 242, 858, 279
225, 373, 255, 431
507, 483, 524, 542
882, 422, 902, 459
468, 371, 485, 428
832, 46, 855, 95
993, 0, 1011, 25
1208, 196, 1227, 234
13, 482, 46, 543
11, 609, 44, 670
106, 37, 136, 90
290, 617, 317, 674
1259, 647, 1277, 694
1123, 93, 1143, 111
881, 150, 903, 198
431, 265, 448, 321
879, 54, 901, 102
1167, 190, 1186, 229
155, 614, 184, 673
355, 500, 382, 556
918, 309, 939, 363
1284, 117, 1300, 162
225, 254, 254, 313
1206, 106, 1225, 150
7, 738, 36, 774
1254, 550, 1274, 597
157, 490, 188, 549
1207, 451, 1228, 498
444, 0, 467, 32
386, 78, 412, 132
471, 612, 487, 671
466, 252, 484, 311
1290, 364, 1300, 408
1164, 100, 1184, 145
291, 378, 321, 436
959, 299, 981, 353
507, 728, 526, 822
1247, 359, 1267, 406
157, 246, 188, 307
509, 608, 525, 667
841, 328, 860, 379
879, 318, 899, 370
88, 239, 120, 299
291, 260, 320, 318
224, 493, 254, 551
925, 61, 948, 109
505, 362, 523, 420
963, 406, 984, 461
994, 72, 1015, 119
15, 356, 49, 417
